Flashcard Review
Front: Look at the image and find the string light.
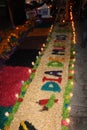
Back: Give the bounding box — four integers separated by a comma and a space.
70, 70, 74, 74
16, 27, 19, 30
36, 56, 38, 59
7, 38, 10, 42
5, 112, 9, 117
51, 25, 53, 29
49, 29, 52, 33
41, 47, 44, 51
49, 25, 53, 32
73, 51, 76, 55
28, 69, 32, 74
71, 81, 74, 85
70, 93, 73, 97
21, 80, 24, 84
32, 61, 34, 66
15, 93, 19, 98
67, 106, 71, 111
70, 5, 76, 44
66, 118, 70, 124
71, 64, 74, 68
72, 58, 76, 62
63, 20, 65, 23
43, 43, 45, 47
38, 51, 41, 55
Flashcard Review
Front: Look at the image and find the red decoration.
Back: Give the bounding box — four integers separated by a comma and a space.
0, 66, 31, 107
37, 99, 58, 106
68, 76, 73, 79
53, 47, 65, 50
32, 69, 36, 73
18, 98, 23, 102
42, 76, 62, 83
61, 120, 69, 126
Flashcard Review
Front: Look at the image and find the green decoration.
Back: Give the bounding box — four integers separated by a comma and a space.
47, 61, 63, 67
45, 94, 56, 109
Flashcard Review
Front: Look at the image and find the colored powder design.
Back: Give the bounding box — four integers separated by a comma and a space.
53, 44, 65, 48
19, 121, 37, 130
52, 49, 65, 52
49, 57, 65, 62
45, 94, 56, 109
47, 61, 63, 67
56, 34, 67, 40
41, 82, 61, 92
52, 49, 65, 55
37, 98, 58, 106
40, 94, 57, 111
45, 70, 62, 77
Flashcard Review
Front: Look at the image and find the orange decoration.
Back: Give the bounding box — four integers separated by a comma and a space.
4, 126, 10, 130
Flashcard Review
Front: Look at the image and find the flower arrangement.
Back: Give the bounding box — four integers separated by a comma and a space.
0, 20, 34, 59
